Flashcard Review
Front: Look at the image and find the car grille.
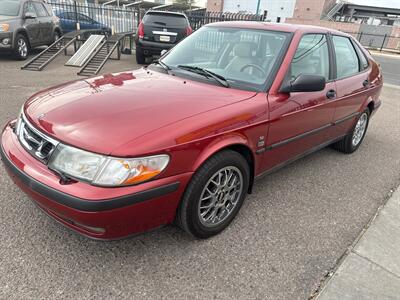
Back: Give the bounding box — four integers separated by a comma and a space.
16, 116, 59, 164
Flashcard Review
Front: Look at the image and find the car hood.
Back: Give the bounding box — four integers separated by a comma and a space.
24, 69, 257, 155
0, 15, 19, 22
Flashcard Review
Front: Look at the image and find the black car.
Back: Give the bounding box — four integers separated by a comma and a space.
135, 10, 192, 64
0, 0, 62, 60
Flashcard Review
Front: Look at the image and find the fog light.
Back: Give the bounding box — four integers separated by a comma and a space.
2, 38, 10, 45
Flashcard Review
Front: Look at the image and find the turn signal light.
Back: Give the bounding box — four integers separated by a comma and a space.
186, 26, 193, 36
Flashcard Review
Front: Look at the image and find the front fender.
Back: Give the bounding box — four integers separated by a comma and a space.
191, 132, 254, 171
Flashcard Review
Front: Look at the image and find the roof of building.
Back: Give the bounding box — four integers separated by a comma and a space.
344, 0, 400, 10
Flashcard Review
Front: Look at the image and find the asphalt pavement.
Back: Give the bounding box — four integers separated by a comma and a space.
0, 52, 399, 299
372, 52, 400, 86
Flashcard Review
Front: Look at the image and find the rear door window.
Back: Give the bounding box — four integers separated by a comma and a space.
332, 35, 360, 78
78, 13, 92, 23
144, 13, 188, 27
353, 42, 369, 70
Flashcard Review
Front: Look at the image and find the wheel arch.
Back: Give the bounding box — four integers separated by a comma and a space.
54, 27, 62, 36
363, 96, 376, 114
192, 136, 256, 194
367, 100, 375, 113
15, 29, 30, 48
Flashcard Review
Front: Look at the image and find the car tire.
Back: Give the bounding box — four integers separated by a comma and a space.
135, 46, 146, 64
176, 150, 250, 239
332, 108, 370, 154
14, 34, 29, 60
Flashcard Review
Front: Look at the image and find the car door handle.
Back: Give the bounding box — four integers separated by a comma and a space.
326, 89, 336, 99
363, 80, 370, 87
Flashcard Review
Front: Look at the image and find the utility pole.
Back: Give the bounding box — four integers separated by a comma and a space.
256, 0, 261, 15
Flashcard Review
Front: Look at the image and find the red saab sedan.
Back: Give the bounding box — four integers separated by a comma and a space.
1, 22, 382, 239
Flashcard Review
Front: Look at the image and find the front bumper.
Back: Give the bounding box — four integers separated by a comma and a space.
1, 122, 192, 239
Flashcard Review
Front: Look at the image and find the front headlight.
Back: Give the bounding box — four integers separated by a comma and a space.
48, 144, 170, 187
49, 144, 106, 182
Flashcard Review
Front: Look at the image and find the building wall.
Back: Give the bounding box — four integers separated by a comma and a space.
286, 17, 361, 33
387, 26, 400, 49
292, 0, 333, 20
222, 0, 296, 22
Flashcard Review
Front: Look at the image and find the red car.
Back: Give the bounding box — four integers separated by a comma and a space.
1, 22, 382, 239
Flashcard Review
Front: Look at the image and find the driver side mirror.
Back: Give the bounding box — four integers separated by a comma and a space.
24, 12, 36, 19
280, 74, 326, 93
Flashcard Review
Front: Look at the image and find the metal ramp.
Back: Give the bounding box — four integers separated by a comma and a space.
65, 35, 105, 67
21, 32, 79, 71
78, 34, 131, 76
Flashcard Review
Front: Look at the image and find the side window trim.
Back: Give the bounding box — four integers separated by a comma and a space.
326, 33, 336, 81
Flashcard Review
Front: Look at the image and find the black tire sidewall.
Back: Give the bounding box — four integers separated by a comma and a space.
182, 151, 250, 238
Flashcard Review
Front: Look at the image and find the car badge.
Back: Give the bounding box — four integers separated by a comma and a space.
257, 136, 265, 147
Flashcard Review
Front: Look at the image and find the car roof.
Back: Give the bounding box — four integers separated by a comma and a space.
206, 21, 349, 36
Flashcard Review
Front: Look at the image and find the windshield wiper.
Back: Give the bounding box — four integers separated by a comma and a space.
177, 65, 230, 88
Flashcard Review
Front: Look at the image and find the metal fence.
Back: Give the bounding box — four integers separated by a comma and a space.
49, 0, 138, 34
187, 11, 265, 31
343, 31, 400, 52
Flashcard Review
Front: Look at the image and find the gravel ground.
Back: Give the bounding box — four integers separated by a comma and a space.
0, 50, 399, 299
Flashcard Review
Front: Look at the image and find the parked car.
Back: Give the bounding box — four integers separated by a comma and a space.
54, 10, 111, 35
135, 10, 193, 64
0, 0, 62, 59
1, 22, 382, 240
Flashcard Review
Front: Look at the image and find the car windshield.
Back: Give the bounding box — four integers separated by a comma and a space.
161, 26, 290, 91
0, 0, 20, 16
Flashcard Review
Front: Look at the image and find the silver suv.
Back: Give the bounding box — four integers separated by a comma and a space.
0, 0, 62, 60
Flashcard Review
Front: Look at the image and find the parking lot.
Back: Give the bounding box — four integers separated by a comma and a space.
0, 52, 399, 299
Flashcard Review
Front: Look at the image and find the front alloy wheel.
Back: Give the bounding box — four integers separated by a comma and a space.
14, 35, 29, 60
176, 150, 250, 238
198, 166, 243, 227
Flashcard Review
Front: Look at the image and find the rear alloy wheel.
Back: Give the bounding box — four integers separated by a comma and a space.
332, 108, 370, 154
135, 45, 146, 64
176, 150, 250, 238
14, 34, 29, 60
